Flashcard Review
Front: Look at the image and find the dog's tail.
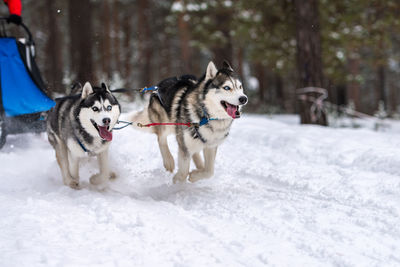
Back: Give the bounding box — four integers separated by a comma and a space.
128, 108, 154, 133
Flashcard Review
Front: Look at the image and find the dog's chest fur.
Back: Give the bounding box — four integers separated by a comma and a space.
191, 119, 232, 147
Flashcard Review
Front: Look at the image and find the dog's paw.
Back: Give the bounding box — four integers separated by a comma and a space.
63, 175, 80, 189
69, 180, 80, 189
163, 155, 175, 172
90, 173, 107, 185
173, 173, 187, 184
109, 172, 117, 180
188, 170, 213, 183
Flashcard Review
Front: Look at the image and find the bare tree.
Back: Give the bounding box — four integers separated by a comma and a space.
137, 0, 153, 86
112, 0, 122, 75
100, 0, 112, 79
121, 3, 133, 87
45, 0, 63, 93
255, 62, 266, 106
177, 0, 191, 72
211, 6, 233, 64
347, 50, 361, 111
68, 0, 94, 83
294, 0, 327, 125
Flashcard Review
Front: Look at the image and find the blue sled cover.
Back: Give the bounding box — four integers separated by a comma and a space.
0, 38, 55, 117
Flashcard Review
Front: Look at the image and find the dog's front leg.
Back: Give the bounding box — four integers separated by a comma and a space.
189, 146, 217, 182
173, 149, 191, 183
192, 152, 204, 170
55, 141, 79, 189
67, 150, 80, 189
90, 149, 110, 186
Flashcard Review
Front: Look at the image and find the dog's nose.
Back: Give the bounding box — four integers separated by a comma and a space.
102, 118, 111, 125
239, 96, 248, 105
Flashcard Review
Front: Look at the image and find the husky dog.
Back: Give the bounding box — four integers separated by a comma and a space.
131, 61, 247, 183
47, 82, 121, 189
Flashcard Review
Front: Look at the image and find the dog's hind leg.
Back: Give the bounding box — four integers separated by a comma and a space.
158, 134, 175, 172
192, 152, 204, 170
90, 149, 110, 186
189, 146, 217, 182
173, 149, 191, 183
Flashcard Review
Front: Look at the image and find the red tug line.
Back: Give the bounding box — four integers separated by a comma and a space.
137, 122, 194, 128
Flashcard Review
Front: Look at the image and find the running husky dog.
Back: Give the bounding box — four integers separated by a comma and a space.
47, 82, 121, 189
131, 61, 247, 183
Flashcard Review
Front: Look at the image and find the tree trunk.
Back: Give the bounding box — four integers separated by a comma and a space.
294, 0, 327, 125
376, 65, 385, 110
112, 0, 121, 75
347, 51, 361, 111
178, 0, 191, 73
45, 0, 63, 93
389, 81, 398, 115
68, 0, 94, 83
255, 62, 266, 106
160, 31, 172, 79
122, 5, 133, 87
275, 73, 285, 111
101, 0, 112, 79
137, 0, 153, 86
211, 6, 233, 65
237, 46, 245, 83
374, 3, 387, 112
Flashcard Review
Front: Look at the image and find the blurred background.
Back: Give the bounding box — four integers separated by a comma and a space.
2, 0, 400, 121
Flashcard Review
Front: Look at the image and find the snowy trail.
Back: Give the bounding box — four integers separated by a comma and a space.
1, 115, 400, 266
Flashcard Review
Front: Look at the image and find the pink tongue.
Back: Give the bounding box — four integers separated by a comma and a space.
226, 103, 237, 119
98, 126, 112, 141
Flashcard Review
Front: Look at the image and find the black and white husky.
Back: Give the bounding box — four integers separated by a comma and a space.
47, 82, 121, 189
131, 61, 248, 183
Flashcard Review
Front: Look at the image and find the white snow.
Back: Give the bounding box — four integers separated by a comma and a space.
1, 114, 400, 266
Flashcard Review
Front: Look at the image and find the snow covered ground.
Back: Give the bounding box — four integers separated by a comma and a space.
1, 114, 400, 266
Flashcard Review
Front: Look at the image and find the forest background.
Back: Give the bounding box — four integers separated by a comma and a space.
3, 0, 400, 119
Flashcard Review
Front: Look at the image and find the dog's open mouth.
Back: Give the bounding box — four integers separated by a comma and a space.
91, 120, 112, 141
221, 101, 240, 119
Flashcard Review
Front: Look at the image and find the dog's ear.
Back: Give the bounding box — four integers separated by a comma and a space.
222, 60, 234, 74
206, 61, 218, 80
101, 82, 111, 93
81, 82, 93, 99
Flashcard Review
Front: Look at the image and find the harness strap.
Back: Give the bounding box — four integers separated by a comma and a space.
75, 136, 89, 153
193, 126, 207, 143
137, 122, 192, 128
129, 108, 220, 129
140, 86, 159, 93
113, 120, 133, 130
136, 118, 220, 128
155, 90, 165, 108
111, 99, 222, 130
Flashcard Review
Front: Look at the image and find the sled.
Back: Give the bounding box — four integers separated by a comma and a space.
0, 18, 55, 149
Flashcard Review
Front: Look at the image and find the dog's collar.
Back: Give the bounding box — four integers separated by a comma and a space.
75, 136, 89, 153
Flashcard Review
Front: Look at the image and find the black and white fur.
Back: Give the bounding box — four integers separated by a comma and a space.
131, 61, 248, 183
47, 82, 121, 189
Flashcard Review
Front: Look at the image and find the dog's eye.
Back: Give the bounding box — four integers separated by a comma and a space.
106, 105, 112, 111
223, 86, 231, 90
92, 107, 99, 112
